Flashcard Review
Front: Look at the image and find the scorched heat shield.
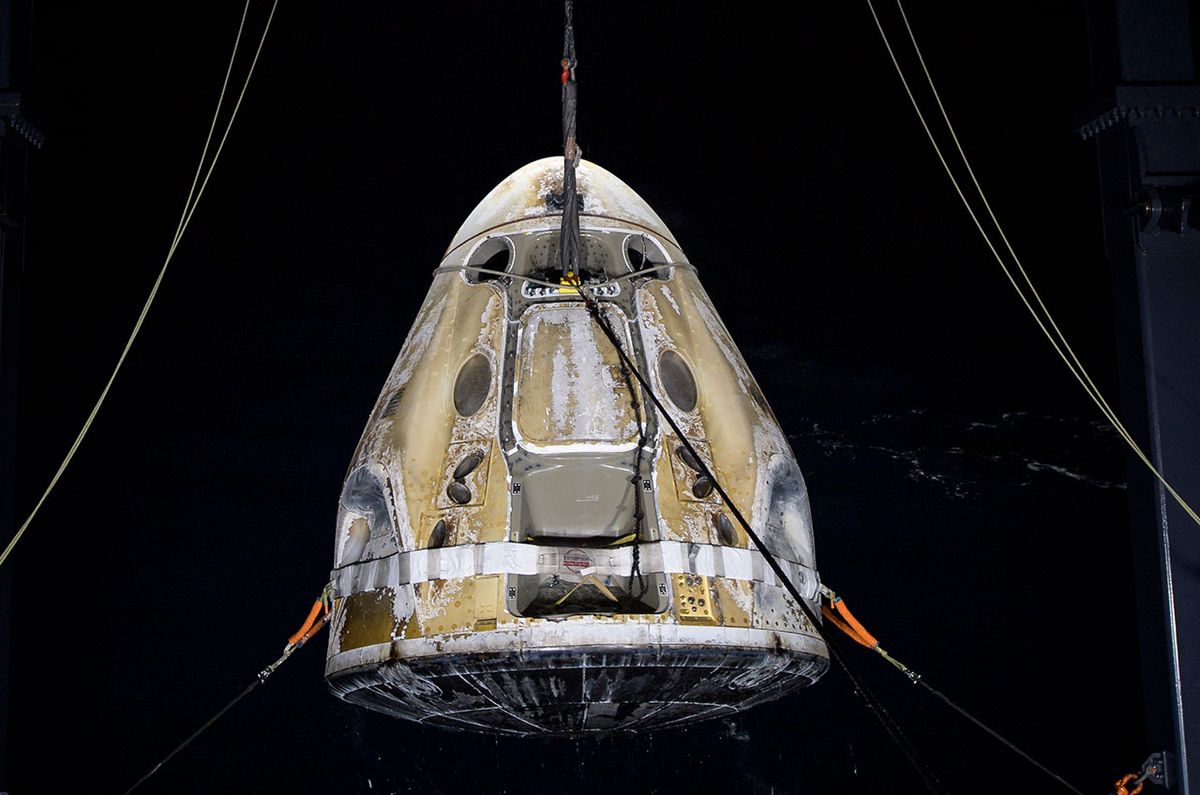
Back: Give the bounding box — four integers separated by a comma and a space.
325, 157, 829, 734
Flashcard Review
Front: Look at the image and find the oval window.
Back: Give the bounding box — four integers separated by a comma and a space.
465, 237, 512, 283
453, 354, 492, 416
337, 466, 393, 566
658, 349, 697, 412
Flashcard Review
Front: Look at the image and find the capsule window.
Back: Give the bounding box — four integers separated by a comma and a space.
465, 237, 512, 283
453, 353, 492, 416
337, 466, 393, 566
764, 457, 814, 566
658, 349, 697, 412
624, 233, 669, 277
627, 243, 649, 269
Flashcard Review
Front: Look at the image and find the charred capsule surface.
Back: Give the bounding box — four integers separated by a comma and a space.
326, 158, 826, 735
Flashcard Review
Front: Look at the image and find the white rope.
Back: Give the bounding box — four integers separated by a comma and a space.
891, 1, 1138, 471
865, 0, 1200, 528
0, 0, 280, 567
168, 0, 279, 263
168, 2, 251, 251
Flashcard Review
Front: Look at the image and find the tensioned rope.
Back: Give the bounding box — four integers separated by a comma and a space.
821, 588, 1084, 793
89, 4, 1095, 790
122, 589, 330, 794
556, 9, 944, 788
574, 281, 946, 793
0, 0, 280, 567
579, 277, 1083, 793
865, 0, 1200, 529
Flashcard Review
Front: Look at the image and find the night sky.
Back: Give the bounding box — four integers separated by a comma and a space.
9, 2, 1143, 792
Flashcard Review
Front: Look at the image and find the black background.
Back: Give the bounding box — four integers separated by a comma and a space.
10, 2, 1142, 792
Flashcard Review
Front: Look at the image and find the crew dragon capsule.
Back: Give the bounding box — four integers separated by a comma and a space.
325, 157, 828, 733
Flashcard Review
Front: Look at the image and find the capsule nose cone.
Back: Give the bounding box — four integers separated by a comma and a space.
445, 157, 680, 255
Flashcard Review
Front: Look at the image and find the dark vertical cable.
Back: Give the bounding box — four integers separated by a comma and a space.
578, 288, 946, 794
559, 0, 581, 279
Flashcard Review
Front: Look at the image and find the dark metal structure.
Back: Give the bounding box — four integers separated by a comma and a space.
1083, 1, 1200, 790
0, 0, 39, 787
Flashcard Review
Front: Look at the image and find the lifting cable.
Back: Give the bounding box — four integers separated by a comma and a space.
606, 293, 651, 603
822, 589, 1085, 794
581, 281, 1085, 793
865, 0, 1200, 530
558, 0, 581, 282
578, 285, 946, 793
122, 587, 331, 795
555, 6, 941, 790
556, 2, 646, 605
0, 0, 281, 568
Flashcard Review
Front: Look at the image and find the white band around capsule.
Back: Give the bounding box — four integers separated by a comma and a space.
331, 540, 818, 602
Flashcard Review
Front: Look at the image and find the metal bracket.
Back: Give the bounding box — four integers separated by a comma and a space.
1141, 750, 1173, 788
1134, 186, 1200, 235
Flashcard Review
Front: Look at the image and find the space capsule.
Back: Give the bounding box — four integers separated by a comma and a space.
325, 157, 828, 734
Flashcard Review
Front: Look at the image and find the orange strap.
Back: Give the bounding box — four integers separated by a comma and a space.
1114, 773, 1144, 795
824, 596, 879, 648
821, 604, 875, 648
287, 598, 329, 647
